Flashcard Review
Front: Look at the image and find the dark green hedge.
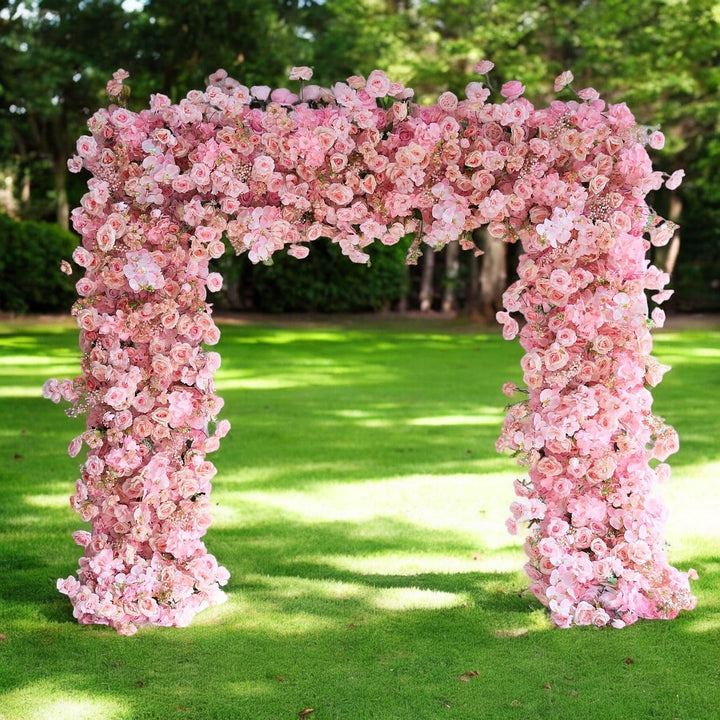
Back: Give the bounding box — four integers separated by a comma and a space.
0, 214, 78, 314
246, 237, 411, 313
210, 235, 412, 313
674, 190, 720, 313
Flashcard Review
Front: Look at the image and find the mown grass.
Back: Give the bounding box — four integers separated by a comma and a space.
0, 314, 719, 720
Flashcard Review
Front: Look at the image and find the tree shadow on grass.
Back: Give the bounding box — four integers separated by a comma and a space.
1, 477, 717, 719
2, 322, 719, 717
1, 553, 717, 720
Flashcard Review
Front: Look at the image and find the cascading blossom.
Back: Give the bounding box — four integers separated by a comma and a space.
46, 62, 695, 633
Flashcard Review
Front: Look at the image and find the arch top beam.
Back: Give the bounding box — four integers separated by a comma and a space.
45, 65, 695, 634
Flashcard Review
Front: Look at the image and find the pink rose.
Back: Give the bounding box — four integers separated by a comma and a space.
251, 155, 275, 182
76, 278, 97, 297
500, 80, 525, 100
652, 428, 679, 461
496, 311, 519, 340
76, 135, 98, 158
665, 170, 684, 190
465, 82, 490, 104
68, 156, 83, 173
554, 70, 574, 93
137, 596, 160, 619
251, 85, 271, 102
437, 91, 458, 113
647, 131, 665, 149
68, 436, 83, 458
577, 87, 600, 101
204, 326, 221, 345
287, 244, 310, 260
206, 272, 223, 292
592, 335, 614, 355
365, 69, 391, 98
543, 343, 569, 371
474, 60, 495, 75
573, 601, 595, 625
589, 175, 609, 195
289, 66, 313, 81
627, 540, 652, 565
326, 183, 354, 206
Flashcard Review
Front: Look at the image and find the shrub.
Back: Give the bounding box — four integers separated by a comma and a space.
0, 214, 78, 314
212, 236, 412, 313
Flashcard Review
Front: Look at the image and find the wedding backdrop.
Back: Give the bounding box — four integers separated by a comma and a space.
44, 64, 696, 635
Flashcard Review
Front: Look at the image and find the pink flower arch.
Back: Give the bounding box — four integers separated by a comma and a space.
44, 65, 696, 634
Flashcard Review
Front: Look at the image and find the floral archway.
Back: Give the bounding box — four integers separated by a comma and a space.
44, 64, 696, 635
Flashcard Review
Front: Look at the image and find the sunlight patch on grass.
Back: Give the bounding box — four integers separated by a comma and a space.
308, 551, 522, 576
228, 329, 349, 345
684, 617, 720, 633
216, 365, 390, 390
310, 553, 482, 576
22, 493, 69, 509
248, 574, 365, 601
231, 473, 513, 539
224, 680, 276, 699
232, 609, 338, 635
0, 682, 129, 720
372, 586, 468, 611
0, 386, 45, 398
194, 592, 340, 635
0, 354, 78, 367
217, 375, 307, 390
212, 574, 469, 625
660, 461, 720, 560
407, 412, 503, 427
330, 408, 393, 428
200, 576, 363, 634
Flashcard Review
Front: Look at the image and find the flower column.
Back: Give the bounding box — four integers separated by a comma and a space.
45, 200, 230, 634
496, 84, 696, 627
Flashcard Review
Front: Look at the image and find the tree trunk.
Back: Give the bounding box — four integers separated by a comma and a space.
463, 230, 482, 318
660, 194, 682, 277
479, 229, 508, 319
442, 240, 460, 313
419, 248, 436, 312
54, 154, 70, 231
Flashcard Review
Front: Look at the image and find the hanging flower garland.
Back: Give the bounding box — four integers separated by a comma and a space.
44, 64, 695, 634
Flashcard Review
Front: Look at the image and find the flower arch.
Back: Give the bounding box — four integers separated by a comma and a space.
44, 65, 696, 635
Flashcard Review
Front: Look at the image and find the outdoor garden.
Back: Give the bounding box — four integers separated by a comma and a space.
1, 1, 720, 719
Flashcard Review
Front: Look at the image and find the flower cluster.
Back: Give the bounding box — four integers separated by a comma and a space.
495, 82, 696, 627
45, 170, 231, 635
47, 63, 695, 632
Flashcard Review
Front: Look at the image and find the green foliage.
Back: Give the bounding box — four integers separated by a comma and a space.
0, 214, 77, 313
674, 190, 720, 312
1, 317, 719, 719
2, 0, 720, 309
241, 236, 411, 313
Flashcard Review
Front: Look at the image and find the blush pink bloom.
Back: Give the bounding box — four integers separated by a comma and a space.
647, 130, 665, 149
500, 80, 525, 100
289, 66, 313, 81
123, 249, 165, 292
554, 71, 574, 92
665, 170, 685, 190
365, 69, 391, 98
474, 60, 495, 75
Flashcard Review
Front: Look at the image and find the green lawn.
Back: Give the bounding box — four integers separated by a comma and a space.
1, 314, 719, 720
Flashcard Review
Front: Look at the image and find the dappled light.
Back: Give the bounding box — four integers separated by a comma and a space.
2, 318, 720, 718
0, 684, 129, 720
